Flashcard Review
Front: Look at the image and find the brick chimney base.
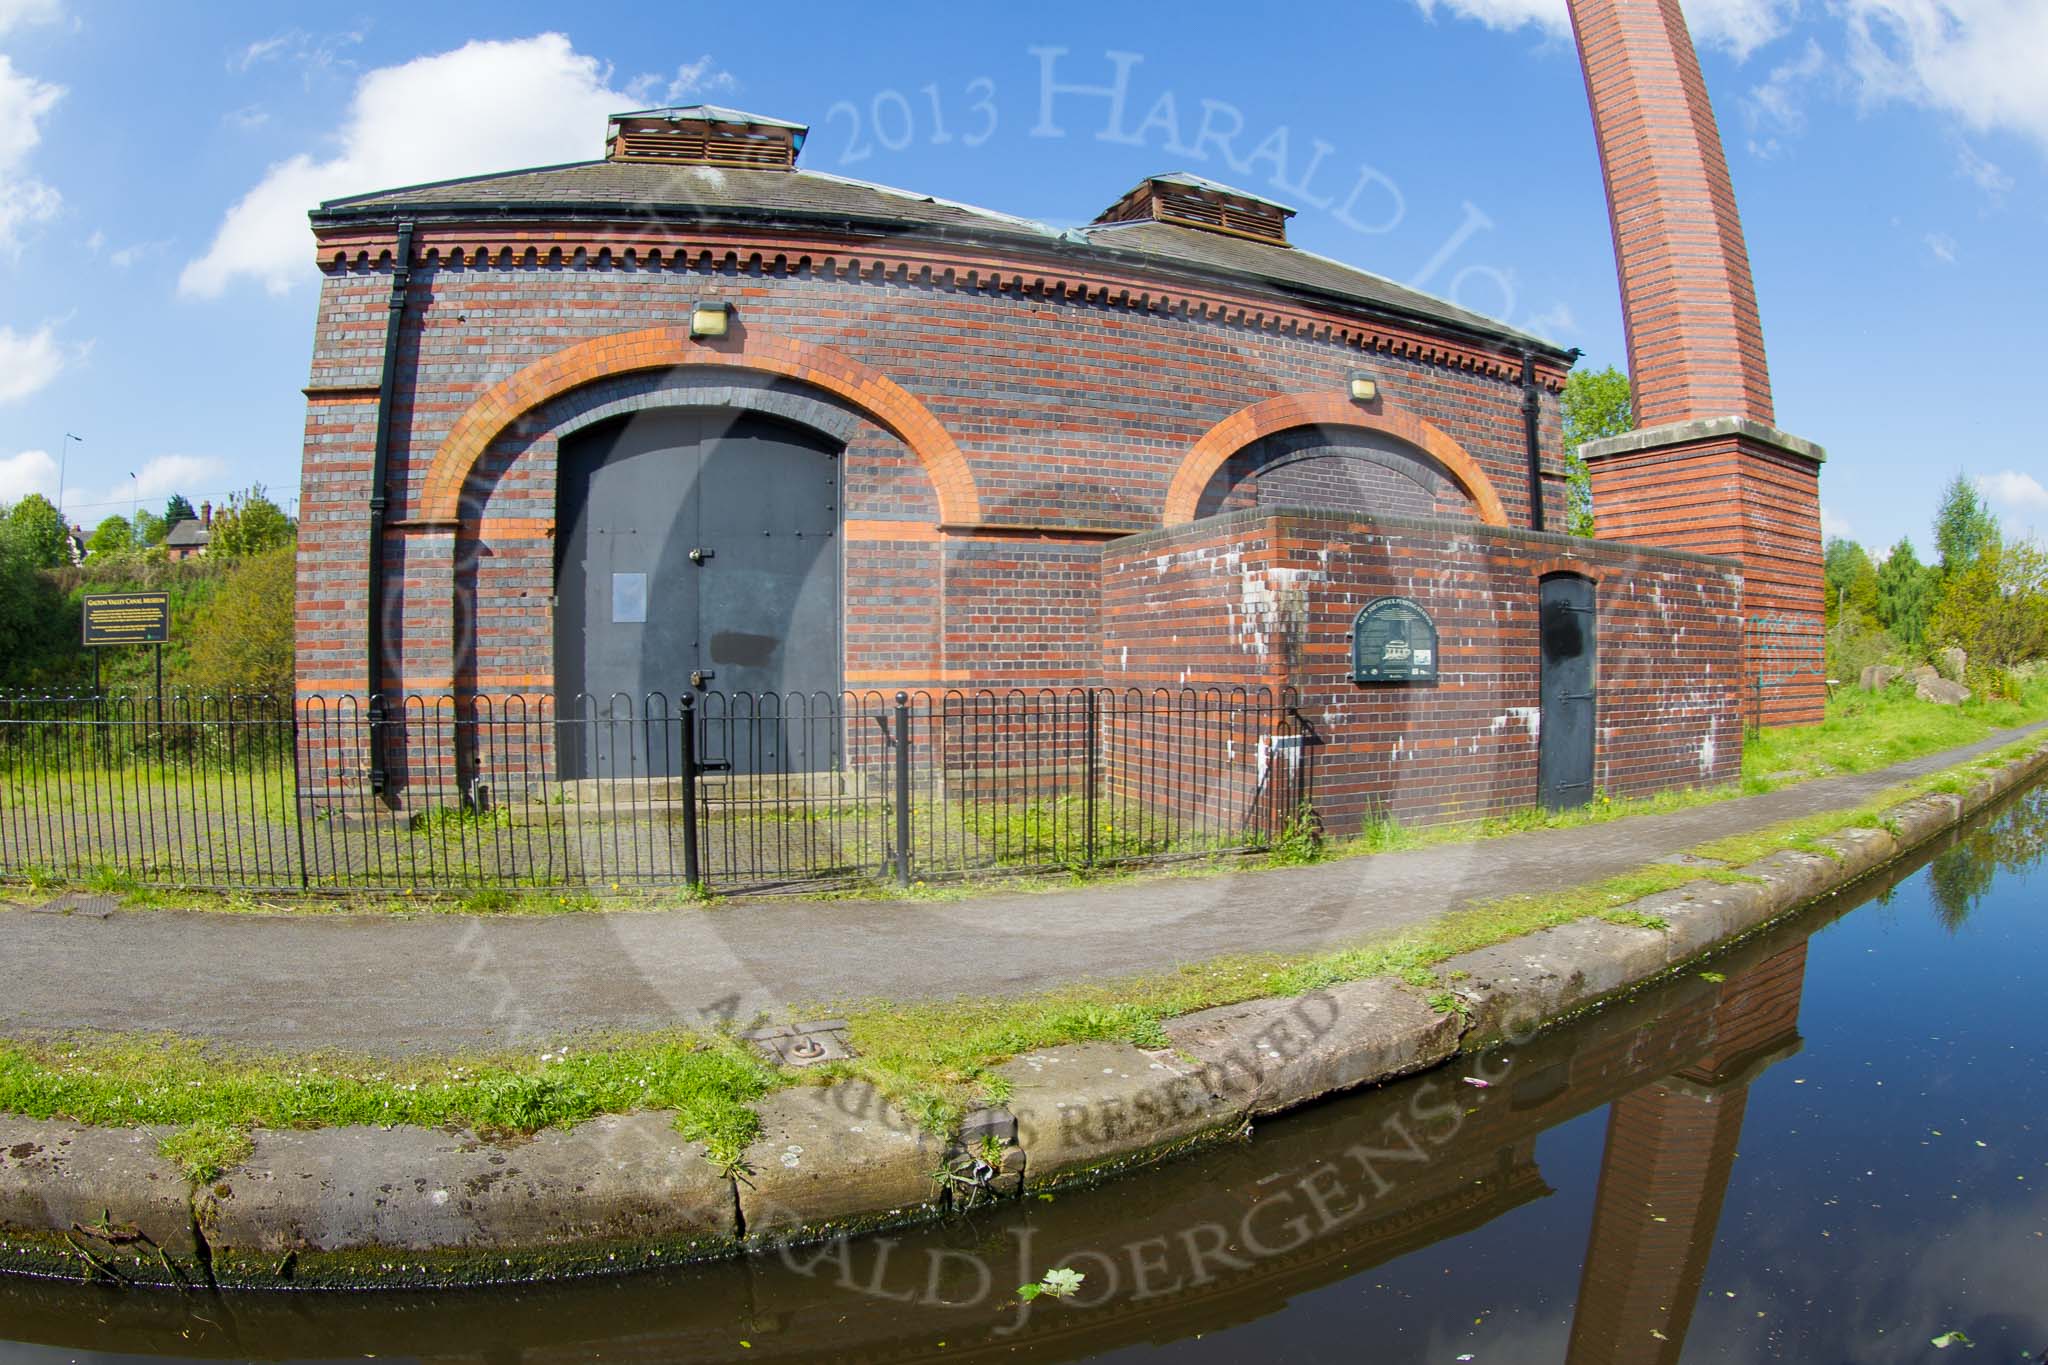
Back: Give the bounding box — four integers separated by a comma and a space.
1583, 418, 1826, 728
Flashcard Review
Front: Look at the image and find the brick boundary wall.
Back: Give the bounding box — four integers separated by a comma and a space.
1099, 508, 1745, 831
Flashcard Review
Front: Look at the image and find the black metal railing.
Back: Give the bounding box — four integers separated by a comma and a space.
0, 688, 1307, 896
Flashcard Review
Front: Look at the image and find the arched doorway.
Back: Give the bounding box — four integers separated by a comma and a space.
554, 409, 842, 778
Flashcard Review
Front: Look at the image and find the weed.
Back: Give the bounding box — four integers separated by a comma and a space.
83, 867, 139, 897
157, 1121, 254, 1184
1598, 909, 1671, 931
1266, 797, 1327, 867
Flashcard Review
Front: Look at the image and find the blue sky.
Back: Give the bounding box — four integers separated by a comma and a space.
1, 0, 2043, 555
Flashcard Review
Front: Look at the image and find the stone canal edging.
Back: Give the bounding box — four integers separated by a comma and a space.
4, 735, 2046, 1289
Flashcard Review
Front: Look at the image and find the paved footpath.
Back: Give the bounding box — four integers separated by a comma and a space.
4, 724, 2040, 1056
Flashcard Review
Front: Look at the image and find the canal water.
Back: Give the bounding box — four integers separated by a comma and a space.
3, 778, 2044, 1363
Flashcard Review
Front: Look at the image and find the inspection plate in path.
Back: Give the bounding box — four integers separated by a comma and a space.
30, 893, 120, 919
740, 1020, 856, 1067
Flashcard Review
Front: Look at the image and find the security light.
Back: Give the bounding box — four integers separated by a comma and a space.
690, 301, 733, 339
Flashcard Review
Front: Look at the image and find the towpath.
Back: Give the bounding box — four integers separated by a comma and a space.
3, 723, 2038, 1055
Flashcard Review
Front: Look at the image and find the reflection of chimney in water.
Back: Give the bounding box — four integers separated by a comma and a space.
1565, 940, 1810, 1364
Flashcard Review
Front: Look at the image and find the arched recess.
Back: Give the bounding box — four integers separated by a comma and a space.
413, 325, 979, 525
1164, 393, 1509, 528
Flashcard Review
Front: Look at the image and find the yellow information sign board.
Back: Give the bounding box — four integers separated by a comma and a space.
82, 592, 172, 647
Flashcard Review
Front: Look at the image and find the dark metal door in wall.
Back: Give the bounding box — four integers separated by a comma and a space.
1538, 575, 1597, 811
554, 410, 841, 779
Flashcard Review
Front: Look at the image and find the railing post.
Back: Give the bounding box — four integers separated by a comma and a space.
1083, 688, 1099, 868
290, 701, 310, 890
893, 690, 912, 888
680, 692, 702, 889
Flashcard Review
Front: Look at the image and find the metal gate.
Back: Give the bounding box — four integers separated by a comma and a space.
554, 409, 842, 778
1538, 574, 1597, 810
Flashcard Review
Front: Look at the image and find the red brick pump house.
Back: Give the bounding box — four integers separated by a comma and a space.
297, 103, 1761, 833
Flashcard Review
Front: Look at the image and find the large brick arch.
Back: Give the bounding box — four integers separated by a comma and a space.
414, 326, 980, 524
1163, 393, 1510, 527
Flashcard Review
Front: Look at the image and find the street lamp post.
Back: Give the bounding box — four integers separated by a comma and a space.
57, 432, 82, 519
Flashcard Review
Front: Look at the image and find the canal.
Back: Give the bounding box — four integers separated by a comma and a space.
3, 778, 2044, 1362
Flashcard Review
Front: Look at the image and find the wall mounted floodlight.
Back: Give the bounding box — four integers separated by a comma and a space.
1348, 372, 1379, 404
689, 301, 733, 339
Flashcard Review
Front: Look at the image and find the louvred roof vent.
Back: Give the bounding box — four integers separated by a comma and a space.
606, 105, 807, 170
1093, 173, 1295, 245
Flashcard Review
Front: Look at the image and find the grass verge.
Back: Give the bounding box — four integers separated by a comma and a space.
0, 1032, 775, 1177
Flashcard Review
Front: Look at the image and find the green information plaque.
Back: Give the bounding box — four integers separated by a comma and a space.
1350, 596, 1438, 683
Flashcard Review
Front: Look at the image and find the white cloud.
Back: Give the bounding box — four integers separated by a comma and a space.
80, 453, 227, 511
1843, 0, 2048, 155
666, 55, 738, 103
1977, 469, 2048, 513
229, 27, 364, 79
1412, 0, 1796, 59
1821, 506, 1854, 539
107, 240, 163, 269
1744, 39, 1829, 152
0, 53, 64, 257
0, 0, 61, 37
1955, 141, 2014, 195
181, 33, 650, 298
0, 448, 56, 504
1924, 230, 1958, 262
0, 321, 66, 402
232, 34, 292, 72
15, 454, 233, 523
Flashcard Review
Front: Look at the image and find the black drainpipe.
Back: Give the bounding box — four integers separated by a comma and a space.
365, 219, 414, 795
1521, 351, 1546, 534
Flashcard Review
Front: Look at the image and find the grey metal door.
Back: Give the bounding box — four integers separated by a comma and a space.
1538, 575, 1597, 810
554, 410, 840, 779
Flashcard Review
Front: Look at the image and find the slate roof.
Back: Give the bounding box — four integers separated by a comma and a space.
314, 162, 1567, 357
164, 519, 210, 548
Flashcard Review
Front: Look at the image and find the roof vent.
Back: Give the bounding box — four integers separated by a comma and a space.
605, 105, 807, 170
1094, 173, 1295, 245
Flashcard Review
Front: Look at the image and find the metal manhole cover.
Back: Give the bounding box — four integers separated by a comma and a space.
30, 893, 119, 919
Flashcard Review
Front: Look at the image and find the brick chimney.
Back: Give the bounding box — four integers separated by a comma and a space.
201, 500, 213, 528
1568, 0, 1827, 727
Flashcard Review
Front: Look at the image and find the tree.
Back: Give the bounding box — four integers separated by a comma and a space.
184, 544, 296, 698
207, 485, 294, 560
1927, 537, 2048, 672
131, 508, 167, 547
86, 515, 134, 561
1874, 538, 1940, 648
163, 493, 196, 527
1560, 365, 1632, 539
3, 493, 71, 569
1823, 537, 1878, 629
1933, 473, 2000, 576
